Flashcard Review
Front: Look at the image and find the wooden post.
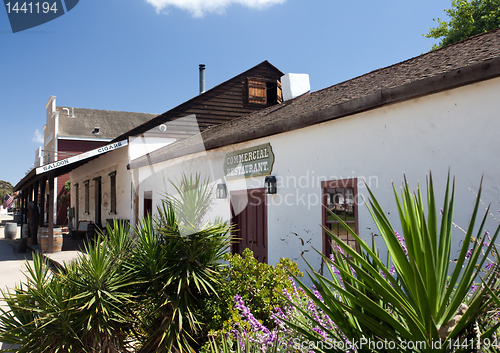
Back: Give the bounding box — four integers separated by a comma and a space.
21, 188, 27, 238
28, 184, 34, 243
20, 189, 24, 223
40, 177, 46, 229
48, 173, 54, 253
33, 180, 39, 246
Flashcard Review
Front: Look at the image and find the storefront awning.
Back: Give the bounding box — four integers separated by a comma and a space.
14, 139, 128, 192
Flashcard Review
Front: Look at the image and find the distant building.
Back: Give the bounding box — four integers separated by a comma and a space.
41, 96, 157, 225
15, 61, 284, 248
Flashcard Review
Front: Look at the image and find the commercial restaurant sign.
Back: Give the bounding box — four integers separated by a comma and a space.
224, 143, 274, 180
36, 140, 128, 175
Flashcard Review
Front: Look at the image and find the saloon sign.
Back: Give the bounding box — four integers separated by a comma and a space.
36, 140, 128, 175
224, 143, 274, 180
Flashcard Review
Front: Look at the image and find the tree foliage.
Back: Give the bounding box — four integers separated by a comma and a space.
425, 0, 500, 50
0, 180, 13, 199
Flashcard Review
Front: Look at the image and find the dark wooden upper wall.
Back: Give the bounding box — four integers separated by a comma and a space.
112, 61, 284, 142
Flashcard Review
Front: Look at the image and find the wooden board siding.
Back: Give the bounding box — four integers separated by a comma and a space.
113, 61, 284, 143
181, 74, 281, 130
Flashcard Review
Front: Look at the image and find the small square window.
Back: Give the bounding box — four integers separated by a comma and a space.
247, 78, 283, 106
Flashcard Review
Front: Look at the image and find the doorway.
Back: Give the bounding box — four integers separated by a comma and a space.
230, 188, 268, 263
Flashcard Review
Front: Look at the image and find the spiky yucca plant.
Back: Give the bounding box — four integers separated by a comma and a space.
131, 173, 231, 353
292, 173, 500, 352
0, 221, 138, 353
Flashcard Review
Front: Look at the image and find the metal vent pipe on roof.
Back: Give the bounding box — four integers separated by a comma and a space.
199, 64, 205, 94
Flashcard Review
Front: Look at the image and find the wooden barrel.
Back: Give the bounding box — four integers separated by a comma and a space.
38, 226, 63, 252
4, 223, 17, 240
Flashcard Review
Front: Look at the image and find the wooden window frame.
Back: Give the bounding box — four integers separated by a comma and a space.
83, 180, 90, 214
74, 183, 79, 224
93, 177, 102, 226
321, 178, 359, 256
109, 171, 117, 214
246, 77, 283, 106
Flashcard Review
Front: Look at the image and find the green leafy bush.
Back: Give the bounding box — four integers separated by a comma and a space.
200, 248, 302, 340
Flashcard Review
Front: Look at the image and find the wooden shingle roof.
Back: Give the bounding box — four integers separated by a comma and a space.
129, 28, 500, 169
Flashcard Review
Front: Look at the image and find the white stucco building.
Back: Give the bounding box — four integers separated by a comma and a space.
126, 28, 500, 272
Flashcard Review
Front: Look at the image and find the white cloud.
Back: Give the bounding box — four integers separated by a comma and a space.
145, 0, 285, 17
33, 129, 44, 143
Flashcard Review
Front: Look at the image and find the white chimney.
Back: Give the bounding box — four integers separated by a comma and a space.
281, 73, 310, 101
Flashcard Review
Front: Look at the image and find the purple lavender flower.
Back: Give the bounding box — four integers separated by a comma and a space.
313, 327, 327, 339
348, 264, 356, 275
395, 231, 408, 258
465, 247, 473, 259
233, 294, 275, 347
312, 285, 323, 302
485, 263, 495, 271
389, 265, 396, 276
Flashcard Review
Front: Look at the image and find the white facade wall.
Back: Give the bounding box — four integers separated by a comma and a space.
70, 146, 132, 225
135, 76, 500, 273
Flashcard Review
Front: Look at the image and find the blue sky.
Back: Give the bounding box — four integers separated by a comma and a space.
0, 0, 450, 186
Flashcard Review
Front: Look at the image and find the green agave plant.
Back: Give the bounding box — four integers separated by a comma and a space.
0, 222, 139, 353
292, 173, 500, 352
63, 229, 138, 352
0, 253, 83, 353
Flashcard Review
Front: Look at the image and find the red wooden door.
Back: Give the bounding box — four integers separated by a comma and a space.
231, 188, 268, 263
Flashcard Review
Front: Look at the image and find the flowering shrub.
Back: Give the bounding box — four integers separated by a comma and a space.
210, 290, 329, 353
200, 248, 302, 338
210, 274, 359, 353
